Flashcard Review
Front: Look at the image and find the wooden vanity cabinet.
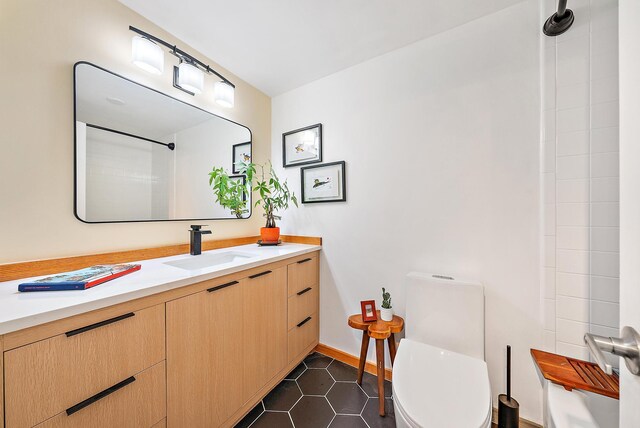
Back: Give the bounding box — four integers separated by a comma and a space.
287, 256, 320, 360
242, 266, 288, 395
0, 250, 319, 428
4, 304, 165, 428
166, 278, 245, 427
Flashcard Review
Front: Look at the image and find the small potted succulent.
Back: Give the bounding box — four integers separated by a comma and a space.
208, 166, 251, 219
380, 287, 393, 321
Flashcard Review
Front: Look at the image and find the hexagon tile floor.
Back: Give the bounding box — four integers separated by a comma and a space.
234, 352, 395, 428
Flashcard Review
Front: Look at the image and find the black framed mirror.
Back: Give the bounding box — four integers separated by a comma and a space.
73, 62, 252, 223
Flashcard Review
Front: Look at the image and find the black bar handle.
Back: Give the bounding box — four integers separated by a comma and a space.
297, 287, 313, 296
297, 258, 312, 264
66, 376, 136, 416
249, 270, 272, 279
207, 281, 239, 293
65, 312, 135, 337
297, 316, 312, 328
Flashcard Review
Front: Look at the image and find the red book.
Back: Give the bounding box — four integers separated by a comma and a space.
18, 264, 141, 292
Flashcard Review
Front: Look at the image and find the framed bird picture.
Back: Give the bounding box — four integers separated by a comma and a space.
300, 161, 346, 204
232, 142, 251, 174
282, 123, 322, 167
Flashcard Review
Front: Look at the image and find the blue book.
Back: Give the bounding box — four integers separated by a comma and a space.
18, 264, 141, 292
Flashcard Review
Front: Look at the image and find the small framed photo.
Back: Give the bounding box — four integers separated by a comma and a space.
232, 142, 251, 174
300, 161, 346, 204
360, 300, 377, 322
282, 123, 322, 168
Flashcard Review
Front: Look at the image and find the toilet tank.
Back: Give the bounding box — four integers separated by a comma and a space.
405, 272, 485, 360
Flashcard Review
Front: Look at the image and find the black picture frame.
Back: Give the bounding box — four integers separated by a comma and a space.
300, 161, 346, 204
282, 123, 322, 168
232, 142, 251, 174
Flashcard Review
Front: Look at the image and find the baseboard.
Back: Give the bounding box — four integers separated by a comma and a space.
491, 407, 542, 428
315, 343, 393, 381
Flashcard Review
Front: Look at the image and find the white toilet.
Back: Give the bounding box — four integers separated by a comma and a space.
392, 272, 493, 428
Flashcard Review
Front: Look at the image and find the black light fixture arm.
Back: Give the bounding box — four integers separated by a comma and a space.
129, 25, 235, 88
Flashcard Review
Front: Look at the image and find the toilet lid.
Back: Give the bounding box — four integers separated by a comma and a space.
392, 339, 492, 428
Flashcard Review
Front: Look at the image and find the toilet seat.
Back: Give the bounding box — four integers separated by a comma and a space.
392, 338, 492, 428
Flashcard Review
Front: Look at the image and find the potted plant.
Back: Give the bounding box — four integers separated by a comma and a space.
244, 161, 298, 242
208, 167, 250, 219
380, 287, 393, 321
209, 160, 298, 242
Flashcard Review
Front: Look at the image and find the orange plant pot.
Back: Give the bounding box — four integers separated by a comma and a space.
260, 227, 280, 242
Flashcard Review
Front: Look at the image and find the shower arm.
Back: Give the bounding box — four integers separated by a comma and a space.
556, 0, 568, 19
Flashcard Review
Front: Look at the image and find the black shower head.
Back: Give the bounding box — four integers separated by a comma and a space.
543, 0, 574, 37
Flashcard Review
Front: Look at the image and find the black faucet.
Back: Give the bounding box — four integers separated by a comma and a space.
189, 225, 212, 255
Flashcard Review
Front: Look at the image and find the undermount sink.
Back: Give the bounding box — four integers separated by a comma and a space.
163, 251, 256, 271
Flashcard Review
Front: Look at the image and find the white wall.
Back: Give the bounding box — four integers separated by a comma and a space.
618, 0, 640, 424
272, 1, 543, 422
540, 0, 620, 365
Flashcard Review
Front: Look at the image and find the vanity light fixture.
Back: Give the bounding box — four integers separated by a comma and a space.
131, 35, 164, 75
176, 60, 204, 95
129, 26, 235, 107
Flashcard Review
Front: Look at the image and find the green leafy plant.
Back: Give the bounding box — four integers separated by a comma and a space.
208, 166, 250, 219
381, 288, 392, 309
243, 161, 298, 228
208, 160, 298, 226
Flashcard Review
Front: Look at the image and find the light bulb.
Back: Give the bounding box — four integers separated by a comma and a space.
214, 81, 235, 108
131, 36, 164, 75
177, 62, 204, 94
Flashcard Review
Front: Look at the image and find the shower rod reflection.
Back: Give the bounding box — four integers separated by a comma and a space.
543, 0, 574, 36
86, 124, 175, 151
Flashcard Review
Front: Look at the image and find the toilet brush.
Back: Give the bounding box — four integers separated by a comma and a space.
498, 345, 519, 428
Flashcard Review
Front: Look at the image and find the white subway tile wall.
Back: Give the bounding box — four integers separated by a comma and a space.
541, 0, 619, 361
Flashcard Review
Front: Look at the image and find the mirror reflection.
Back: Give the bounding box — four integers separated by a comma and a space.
74, 62, 251, 223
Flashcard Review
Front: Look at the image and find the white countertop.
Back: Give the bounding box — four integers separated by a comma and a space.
0, 243, 321, 335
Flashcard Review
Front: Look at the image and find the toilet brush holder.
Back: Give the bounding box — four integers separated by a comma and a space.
498, 394, 519, 428
498, 345, 520, 428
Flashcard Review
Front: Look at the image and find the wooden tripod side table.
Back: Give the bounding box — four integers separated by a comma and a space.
348, 311, 404, 416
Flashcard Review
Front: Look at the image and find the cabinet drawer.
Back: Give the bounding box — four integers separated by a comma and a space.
34, 361, 166, 428
5, 304, 165, 428
287, 255, 318, 296
288, 285, 318, 331
288, 312, 318, 361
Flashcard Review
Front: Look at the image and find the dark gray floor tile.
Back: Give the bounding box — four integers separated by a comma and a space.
234, 402, 263, 428
249, 411, 293, 428
285, 362, 307, 380
360, 372, 392, 398
327, 360, 359, 382
328, 415, 369, 428
326, 382, 368, 415
304, 352, 334, 368
263, 380, 302, 411
297, 368, 335, 395
290, 396, 335, 428
362, 398, 396, 428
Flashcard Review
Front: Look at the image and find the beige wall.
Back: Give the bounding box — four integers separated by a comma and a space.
0, 0, 271, 263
